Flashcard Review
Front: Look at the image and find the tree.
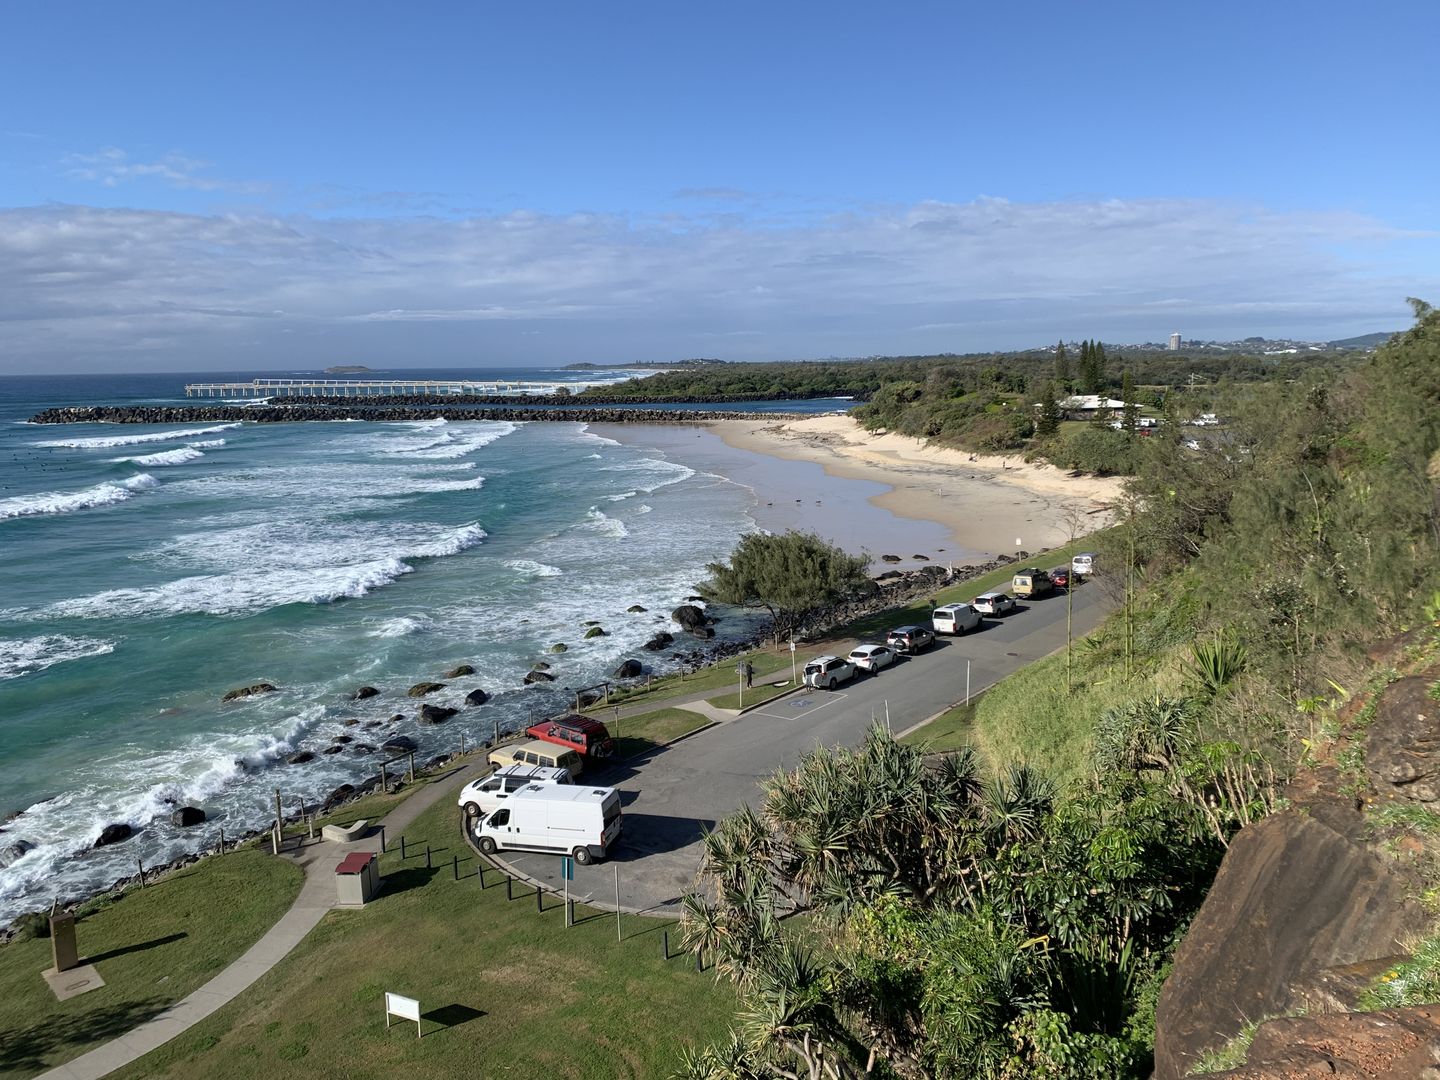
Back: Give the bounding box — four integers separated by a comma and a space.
1120, 369, 1138, 434
703, 531, 873, 640
1054, 341, 1070, 387
1036, 379, 1061, 438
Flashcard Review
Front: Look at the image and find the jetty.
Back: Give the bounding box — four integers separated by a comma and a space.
184, 377, 570, 398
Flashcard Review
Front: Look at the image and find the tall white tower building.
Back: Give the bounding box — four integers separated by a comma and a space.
1168, 332, 1182, 351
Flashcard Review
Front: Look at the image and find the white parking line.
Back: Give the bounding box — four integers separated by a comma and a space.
752, 690, 849, 721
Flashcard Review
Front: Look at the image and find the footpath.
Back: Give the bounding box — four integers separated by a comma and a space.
36, 759, 488, 1080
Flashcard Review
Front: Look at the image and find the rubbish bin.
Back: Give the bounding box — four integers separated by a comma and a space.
335, 851, 379, 906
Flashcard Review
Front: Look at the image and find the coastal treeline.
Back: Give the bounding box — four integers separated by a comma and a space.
676, 302, 1440, 1077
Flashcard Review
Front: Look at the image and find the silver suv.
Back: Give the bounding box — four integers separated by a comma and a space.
886, 625, 936, 654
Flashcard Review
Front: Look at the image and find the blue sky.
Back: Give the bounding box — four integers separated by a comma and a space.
1, 0, 1437, 372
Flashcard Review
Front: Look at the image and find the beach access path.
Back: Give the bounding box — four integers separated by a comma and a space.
490, 579, 1114, 916
35, 759, 488, 1080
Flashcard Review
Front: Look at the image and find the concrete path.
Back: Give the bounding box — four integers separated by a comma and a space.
37, 761, 487, 1080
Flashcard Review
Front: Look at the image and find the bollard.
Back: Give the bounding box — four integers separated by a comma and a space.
307, 813, 315, 841
407, 751, 415, 783
567, 899, 574, 927
695, 947, 703, 973
400, 835, 406, 861
379, 825, 386, 853
218, 826, 225, 856
493, 719, 500, 745
380, 762, 388, 791
663, 930, 669, 961
425, 845, 431, 869
452, 854, 458, 881
506, 876, 513, 901
476, 862, 485, 888
535, 886, 543, 913
136, 857, 147, 889
271, 822, 280, 855
460, 733, 466, 756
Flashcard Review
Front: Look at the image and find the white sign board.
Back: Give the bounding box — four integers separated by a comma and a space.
385, 991, 422, 1038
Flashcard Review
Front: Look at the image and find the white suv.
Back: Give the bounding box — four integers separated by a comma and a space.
803, 655, 857, 690
459, 764, 572, 818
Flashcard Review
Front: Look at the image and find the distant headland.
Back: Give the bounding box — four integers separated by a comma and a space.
323, 365, 376, 374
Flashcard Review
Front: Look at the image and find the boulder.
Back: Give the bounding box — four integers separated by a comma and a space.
549, 643, 569, 654
381, 735, 418, 754
684, 595, 708, 604
170, 806, 206, 827
524, 669, 556, 685
671, 604, 708, 631
352, 744, 374, 755
1016, 550, 1030, 560
221, 682, 277, 702
0, 840, 36, 867
689, 626, 715, 640
443, 664, 476, 678
582, 620, 601, 627
407, 682, 445, 697
323, 783, 355, 810
332, 735, 353, 745
95, 823, 133, 847
465, 688, 490, 707
912, 554, 930, 561
584, 626, 607, 639
418, 703, 458, 724
323, 744, 343, 754
1367, 677, 1440, 802
627, 605, 647, 614
363, 720, 382, 729
352, 686, 380, 700
287, 751, 315, 765
343, 716, 360, 726
881, 554, 902, 563
532, 661, 552, 671
643, 632, 675, 651
613, 658, 643, 679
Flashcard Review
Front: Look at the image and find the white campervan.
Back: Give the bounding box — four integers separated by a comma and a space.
457, 763, 572, 818
1071, 552, 1097, 578
471, 784, 622, 864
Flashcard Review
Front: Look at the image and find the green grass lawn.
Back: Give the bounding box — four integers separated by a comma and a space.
108, 798, 737, 1080
611, 706, 712, 758
707, 677, 801, 711
0, 849, 303, 1079
610, 645, 826, 710
898, 702, 977, 753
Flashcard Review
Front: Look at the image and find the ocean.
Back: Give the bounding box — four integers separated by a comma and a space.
0, 369, 845, 924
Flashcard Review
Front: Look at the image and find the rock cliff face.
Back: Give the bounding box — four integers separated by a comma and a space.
1155, 644, 1440, 1079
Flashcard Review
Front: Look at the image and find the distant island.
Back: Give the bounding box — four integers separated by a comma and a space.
562, 359, 728, 370
324, 365, 375, 374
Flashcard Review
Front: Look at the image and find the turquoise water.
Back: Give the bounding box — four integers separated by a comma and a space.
0, 370, 827, 921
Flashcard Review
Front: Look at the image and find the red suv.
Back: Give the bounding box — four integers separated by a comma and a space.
525, 714, 617, 759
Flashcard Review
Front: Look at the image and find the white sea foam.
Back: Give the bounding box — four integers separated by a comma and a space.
636, 504, 653, 514
0, 635, 117, 680
109, 446, 206, 467
187, 439, 227, 449
579, 508, 629, 538
368, 614, 435, 638
505, 559, 563, 578
0, 473, 159, 520
33, 423, 241, 449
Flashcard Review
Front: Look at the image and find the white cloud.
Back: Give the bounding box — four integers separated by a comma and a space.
0, 197, 1432, 372
63, 147, 269, 194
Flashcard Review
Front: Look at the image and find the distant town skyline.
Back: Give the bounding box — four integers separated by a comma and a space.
1, 1, 1436, 373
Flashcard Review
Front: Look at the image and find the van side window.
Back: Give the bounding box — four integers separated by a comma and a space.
489, 809, 509, 827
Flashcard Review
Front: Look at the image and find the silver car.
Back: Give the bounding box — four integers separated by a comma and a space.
972, 591, 1016, 616
848, 644, 897, 673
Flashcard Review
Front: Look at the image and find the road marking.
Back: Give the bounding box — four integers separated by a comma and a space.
754, 691, 848, 721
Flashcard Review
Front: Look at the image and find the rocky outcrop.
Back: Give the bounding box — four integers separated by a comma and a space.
1155, 812, 1429, 1079
671, 604, 708, 631
643, 632, 674, 651
443, 664, 476, 678
1367, 677, 1440, 801
549, 643, 568, 654
407, 682, 445, 697
323, 783, 355, 810
170, 806, 206, 827
1202, 1006, 1440, 1078
465, 688, 490, 707
222, 682, 277, 702
524, 669, 556, 684
323, 744, 344, 754
95, 823, 133, 847
627, 605, 647, 613
418, 704, 458, 724
352, 686, 380, 700
381, 735, 417, 754
614, 658, 643, 679
287, 751, 315, 765
689, 626, 715, 639
584, 626, 607, 638
0, 840, 36, 867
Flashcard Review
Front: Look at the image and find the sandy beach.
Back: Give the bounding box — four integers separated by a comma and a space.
598, 415, 1122, 567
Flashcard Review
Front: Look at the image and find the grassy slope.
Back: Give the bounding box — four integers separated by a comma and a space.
108, 798, 735, 1080
613, 706, 712, 758
0, 849, 303, 1079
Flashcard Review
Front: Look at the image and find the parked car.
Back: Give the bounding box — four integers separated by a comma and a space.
458, 763, 572, 818
932, 602, 982, 635
848, 644, 897, 673
1071, 552, 1097, 577
1048, 566, 1070, 589
488, 739, 585, 777
803, 655, 857, 690
525, 713, 616, 759
971, 591, 1016, 615
1011, 568, 1053, 598
471, 783, 622, 865
886, 625, 936, 654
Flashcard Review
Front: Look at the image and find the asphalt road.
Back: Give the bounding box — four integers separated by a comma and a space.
485, 581, 1114, 915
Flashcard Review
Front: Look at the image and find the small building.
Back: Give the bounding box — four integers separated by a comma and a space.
1056, 395, 1129, 420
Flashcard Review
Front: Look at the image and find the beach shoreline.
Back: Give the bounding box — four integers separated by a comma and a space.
600, 415, 1121, 562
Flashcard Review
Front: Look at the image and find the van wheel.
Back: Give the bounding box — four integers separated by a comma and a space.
478, 836, 497, 855
573, 846, 593, 865
463, 801, 482, 818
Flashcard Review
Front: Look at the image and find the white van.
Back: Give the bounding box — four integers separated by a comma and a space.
457, 764, 572, 818
472, 784, 622, 865
932, 602, 981, 635
1071, 552, 1096, 577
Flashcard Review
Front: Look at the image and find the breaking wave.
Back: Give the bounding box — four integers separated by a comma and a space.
33, 424, 242, 449
0, 474, 159, 520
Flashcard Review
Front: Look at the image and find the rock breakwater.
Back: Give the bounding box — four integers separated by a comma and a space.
29, 405, 812, 425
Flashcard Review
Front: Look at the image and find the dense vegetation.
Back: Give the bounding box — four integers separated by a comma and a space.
702, 532, 874, 642
676, 303, 1440, 1078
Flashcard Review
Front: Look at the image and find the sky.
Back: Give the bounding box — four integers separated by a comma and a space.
1, 0, 1437, 373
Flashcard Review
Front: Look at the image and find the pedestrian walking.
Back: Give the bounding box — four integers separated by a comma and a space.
742, 660, 754, 689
